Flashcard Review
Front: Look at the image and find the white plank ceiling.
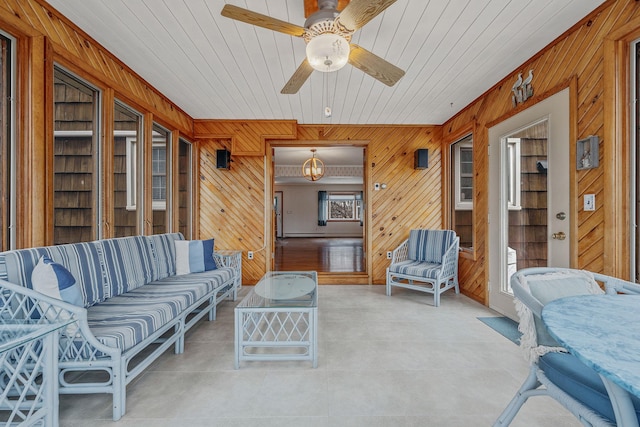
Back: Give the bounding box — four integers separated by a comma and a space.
46, 0, 605, 125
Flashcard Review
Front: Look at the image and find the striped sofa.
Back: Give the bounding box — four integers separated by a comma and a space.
0, 233, 241, 421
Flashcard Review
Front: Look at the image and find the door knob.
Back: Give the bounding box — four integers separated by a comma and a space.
552, 232, 566, 240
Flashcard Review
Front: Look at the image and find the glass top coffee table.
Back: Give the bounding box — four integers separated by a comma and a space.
234, 271, 318, 368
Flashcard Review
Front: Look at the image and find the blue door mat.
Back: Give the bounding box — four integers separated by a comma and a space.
477, 316, 521, 344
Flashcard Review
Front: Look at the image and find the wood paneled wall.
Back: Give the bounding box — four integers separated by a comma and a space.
442, 0, 640, 303
6, 0, 640, 304
1, 0, 194, 248
195, 122, 441, 285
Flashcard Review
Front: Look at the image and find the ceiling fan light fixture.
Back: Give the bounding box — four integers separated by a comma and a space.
306, 33, 349, 72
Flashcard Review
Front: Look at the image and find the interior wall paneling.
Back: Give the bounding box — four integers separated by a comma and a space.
197, 122, 442, 285
442, 0, 640, 303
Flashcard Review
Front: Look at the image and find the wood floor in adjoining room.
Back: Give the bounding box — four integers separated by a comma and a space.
274, 237, 365, 273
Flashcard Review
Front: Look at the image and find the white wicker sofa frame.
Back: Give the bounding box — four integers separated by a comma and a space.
0, 232, 241, 421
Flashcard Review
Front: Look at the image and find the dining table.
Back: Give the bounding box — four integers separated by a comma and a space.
542, 294, 640, 427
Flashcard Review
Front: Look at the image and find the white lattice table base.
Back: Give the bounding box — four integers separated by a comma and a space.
1, 325, 61, 427
234, 272, 318, 369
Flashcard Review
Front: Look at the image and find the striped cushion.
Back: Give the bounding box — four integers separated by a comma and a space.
149, 267, 235, 292
0, 253, 7, 281
4, 243, 105, 307
407, 229, 456, 263
99, 236, 156, 297
86, 281, 211, 352
389, 260, 443, 280
147, 233, 184, 281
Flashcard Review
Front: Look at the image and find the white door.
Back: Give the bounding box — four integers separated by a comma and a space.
275, 191, 283, 239
488, 88, 570, 320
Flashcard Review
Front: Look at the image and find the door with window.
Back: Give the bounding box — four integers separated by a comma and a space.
489, 88, 570, 319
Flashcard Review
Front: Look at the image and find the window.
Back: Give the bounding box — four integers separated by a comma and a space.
126, 138, 168, 211
53, 67, 100, 244
151, 145, 166, 202
450, 134, 473, 249
0, 32, 15, 250
150, 123, 170, 234
328, 193, 361, 221
453, 136, 473, 210
124, 122, 171, 235
113, 101, 142, 236
177, 138, 192, 239
506, 138, 522, 210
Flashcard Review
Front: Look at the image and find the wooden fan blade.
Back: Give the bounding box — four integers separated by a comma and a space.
281, 59, 315, 94
335, 0, 397, 33
221, 4, 306, 37
348, 44, 404, 87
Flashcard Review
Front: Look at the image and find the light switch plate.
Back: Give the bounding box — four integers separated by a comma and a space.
584, 194, 595, 211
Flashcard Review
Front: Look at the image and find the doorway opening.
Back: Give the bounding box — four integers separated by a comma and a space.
271, 145, 367, 276
489, 88, 571, 319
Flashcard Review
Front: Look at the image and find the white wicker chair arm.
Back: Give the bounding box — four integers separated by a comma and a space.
594, 273, 640, 295
439, 237, 460, 278
0, 279, 120, 360
391, 239, 409, 264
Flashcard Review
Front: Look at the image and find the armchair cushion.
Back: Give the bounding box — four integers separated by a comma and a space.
540, 352, 640, 424
388, 260, 442, 280
407, 229, 455, 263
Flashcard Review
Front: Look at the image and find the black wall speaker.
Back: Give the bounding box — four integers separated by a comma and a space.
216, 149, 231, 170
414, 149, 429, 169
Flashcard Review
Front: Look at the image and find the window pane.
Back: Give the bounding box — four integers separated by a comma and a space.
178, 138, 192, 238
114, 101, 141, 236
151, 123, 170, 234
451, 134, 473, 249
328, 193, 358, 221
53, 68, 98, 244
0, 34, 13, 250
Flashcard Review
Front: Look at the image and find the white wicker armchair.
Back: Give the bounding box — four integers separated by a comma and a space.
385, 229, 459, 307
494, 267, 640, 426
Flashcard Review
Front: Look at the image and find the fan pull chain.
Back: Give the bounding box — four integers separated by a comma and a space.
324, 65, 332, 118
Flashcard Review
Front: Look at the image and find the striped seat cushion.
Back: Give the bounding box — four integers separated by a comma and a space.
388, 260, 442, 280
407, 229, 456, 263
86, 281, 211, 352
149, 267, 235, 292
4, 243, 105, 307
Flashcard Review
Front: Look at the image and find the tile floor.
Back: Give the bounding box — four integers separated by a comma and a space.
58, 285, 581, 426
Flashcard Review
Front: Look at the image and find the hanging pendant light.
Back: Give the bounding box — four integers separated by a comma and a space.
302, 149, 325, 182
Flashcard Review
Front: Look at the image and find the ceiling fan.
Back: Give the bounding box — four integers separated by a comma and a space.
221, 0, 405, 94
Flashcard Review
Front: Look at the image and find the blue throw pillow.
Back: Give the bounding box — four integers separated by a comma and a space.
31, 255, 83, 306
175, 239, 216, 275
31, 255, 83, 336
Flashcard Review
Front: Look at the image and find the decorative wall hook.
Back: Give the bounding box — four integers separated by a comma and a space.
512, 70, 534, 107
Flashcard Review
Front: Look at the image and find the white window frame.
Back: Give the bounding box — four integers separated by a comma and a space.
506, 137, 522, 210
126, 136, 167, 211
1, 31, 16, 249
453, 139, 473, 210
327, 193, 361, 221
